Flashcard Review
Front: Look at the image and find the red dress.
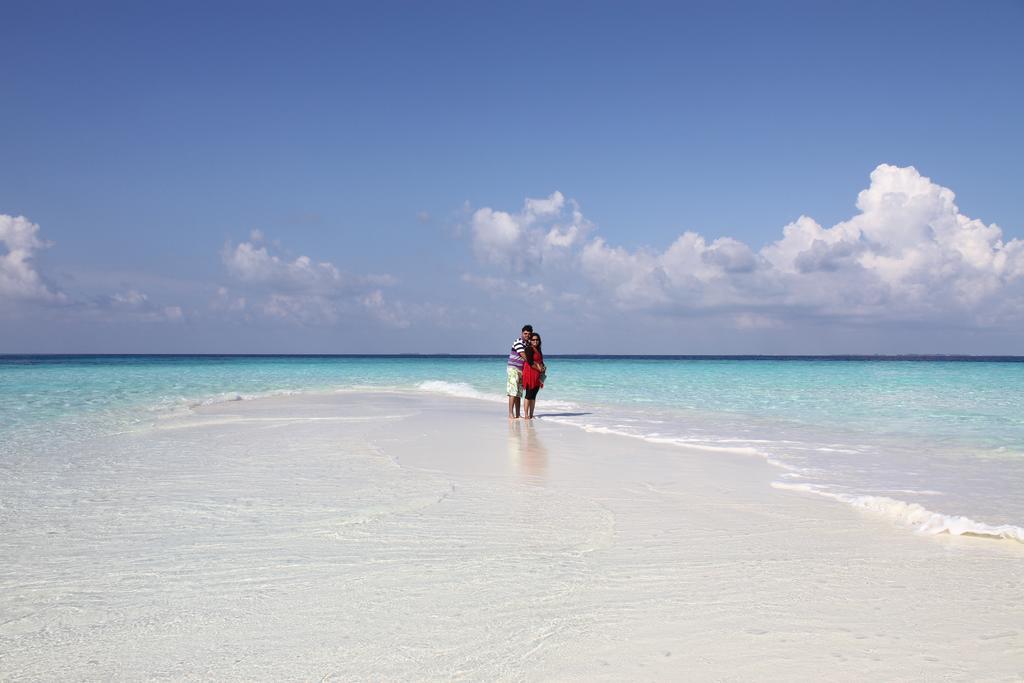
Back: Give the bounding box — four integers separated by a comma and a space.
522, 350, 544, 390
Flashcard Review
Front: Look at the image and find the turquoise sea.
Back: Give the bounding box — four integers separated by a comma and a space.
2, 355, 1023, 540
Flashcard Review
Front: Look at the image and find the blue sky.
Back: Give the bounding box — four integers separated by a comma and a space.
2, 0, 1022, 353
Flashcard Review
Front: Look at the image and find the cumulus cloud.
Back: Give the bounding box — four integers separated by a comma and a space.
0, 214, 66, 303
523, 191, 566, 219
222, 241, 346, 292
470, 191, 594, 271
220, 234, 407, 326
222, 238, 396, 294
579, 231, 767, 311
466, 165, 1024, 329
756, 164, 1024, 318
0, 215, 186, 323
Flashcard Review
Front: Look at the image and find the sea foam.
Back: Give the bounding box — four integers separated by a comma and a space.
416, 380, 504, 402
415, 380, 580, 414
772, 482, 1024, 543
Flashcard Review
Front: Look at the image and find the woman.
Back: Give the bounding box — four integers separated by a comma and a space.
521, 332, 546, 419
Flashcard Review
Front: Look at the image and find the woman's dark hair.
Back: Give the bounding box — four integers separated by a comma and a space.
531, 333, 542, 353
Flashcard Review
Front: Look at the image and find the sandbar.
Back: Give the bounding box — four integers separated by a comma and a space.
2, 391, 1022, 680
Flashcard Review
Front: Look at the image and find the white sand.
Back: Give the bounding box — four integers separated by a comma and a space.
2, 391, 1022, 680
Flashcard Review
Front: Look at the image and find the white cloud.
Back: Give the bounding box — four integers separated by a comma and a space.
471, 208, 525, 268
580, 238, 671, 307
105, 288, 185, 322
757, 164, 1024, 316
220, 234, 407, 327
579, 232, 762, 309
523, 191, 565, 221
701, 237, 759, 274
467, 165, 1024, 328
360, 289, 410, 328
0, 214, 66, 303
222, 238, 396, 294
222, 241, 346, 292
470, 191, 593, 272
212, 286, 246, 311
110, 289, 149, 307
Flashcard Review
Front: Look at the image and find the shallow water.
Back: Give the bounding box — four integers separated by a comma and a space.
2, 354, 1023, 539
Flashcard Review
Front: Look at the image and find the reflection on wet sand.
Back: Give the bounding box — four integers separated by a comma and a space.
507, 419, 548, 482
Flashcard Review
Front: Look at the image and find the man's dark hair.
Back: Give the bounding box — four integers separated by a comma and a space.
522, 324, 534, 333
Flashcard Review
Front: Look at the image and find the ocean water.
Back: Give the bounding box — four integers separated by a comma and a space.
2, 354, 1023, 542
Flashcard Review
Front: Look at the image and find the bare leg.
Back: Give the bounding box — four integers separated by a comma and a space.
514, 396, 522, 418
508, 395, 518, 419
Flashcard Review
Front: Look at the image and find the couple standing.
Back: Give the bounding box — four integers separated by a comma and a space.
507, 324, 546, 420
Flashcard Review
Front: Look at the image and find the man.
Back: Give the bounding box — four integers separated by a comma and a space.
507, 324, 533, 419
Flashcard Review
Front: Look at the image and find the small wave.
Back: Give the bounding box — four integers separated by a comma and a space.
772, 482, 1024, 543
138, 388, 322, 421
198, 392, 244, 405
414, 380, 581, 413
190, 388, 306, 408
543, 418, 770, 459
416, 380, 505, 402
765, 458, 806, 473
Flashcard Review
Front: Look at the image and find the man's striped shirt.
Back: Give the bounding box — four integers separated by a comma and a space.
508, 338, 526, 369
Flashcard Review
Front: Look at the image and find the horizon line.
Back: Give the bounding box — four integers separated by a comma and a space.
3, 353, 1024, 362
